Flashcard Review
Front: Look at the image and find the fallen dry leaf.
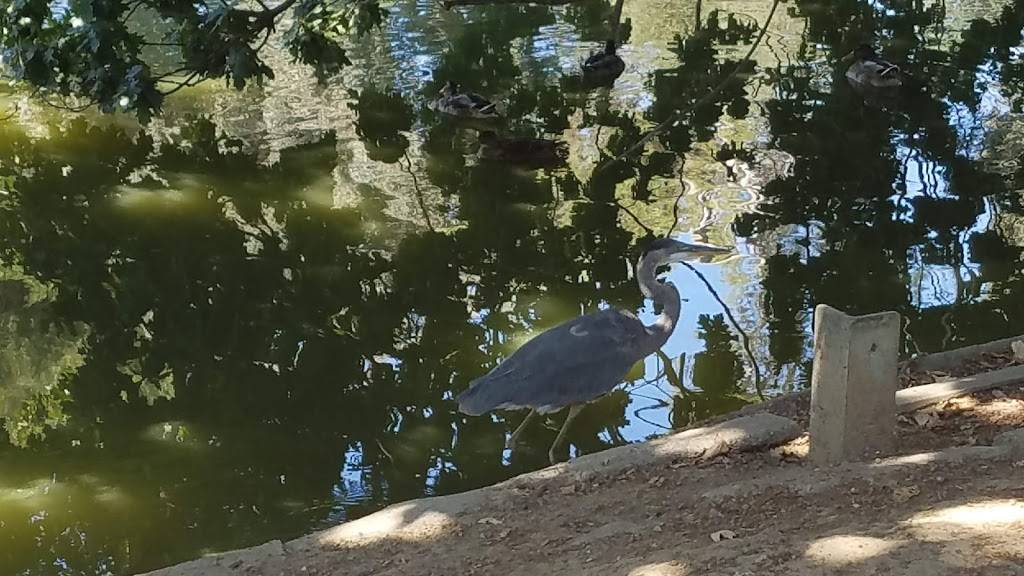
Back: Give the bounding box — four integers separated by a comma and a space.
1013, 341, 1024, 363
912, 411, 939, 428
992, 389, 1007, 399
477, 517, 503, 525
893, 485, 921, 503
710, 529, 736, 543
559, 484, 577, 495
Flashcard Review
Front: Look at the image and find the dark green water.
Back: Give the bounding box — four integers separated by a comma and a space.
4, 0, 1024, 573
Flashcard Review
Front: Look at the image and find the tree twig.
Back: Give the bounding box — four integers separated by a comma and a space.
39, 94, 97, 112
159, 71, 202, 95
633, 402, 672, 430
123, 0, 145, 22
255, 25, 273, 53
613, 200, 655, 235
403, 151, 435, 232
154, 66, 191, 80
232, 0, 300, 24
679, 260, 765, 401
666, 171, 688, 237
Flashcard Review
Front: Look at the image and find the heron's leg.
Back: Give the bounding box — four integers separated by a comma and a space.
506, 409, 537, 450
548, 405, 584, 465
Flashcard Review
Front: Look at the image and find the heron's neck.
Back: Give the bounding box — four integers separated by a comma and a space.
636, 253, 681, 355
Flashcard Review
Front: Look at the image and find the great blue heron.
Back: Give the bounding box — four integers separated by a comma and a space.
457, 237, 731, 464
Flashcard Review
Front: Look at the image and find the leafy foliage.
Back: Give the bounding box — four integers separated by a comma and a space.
0, 0, 386, 120
0, 265, 89, 447
117, 311, 177, 405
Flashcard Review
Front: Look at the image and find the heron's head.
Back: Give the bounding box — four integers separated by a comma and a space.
842, 43, 877, 64
439, 81, 457, 96
641, 237, 731, 265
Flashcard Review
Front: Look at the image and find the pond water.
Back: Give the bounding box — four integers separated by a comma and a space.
3, 0, 1024, 573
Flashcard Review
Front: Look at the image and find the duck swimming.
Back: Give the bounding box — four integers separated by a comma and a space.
841, 43, 920, 91
433, 81, 499, 119
582, 40, 625, 84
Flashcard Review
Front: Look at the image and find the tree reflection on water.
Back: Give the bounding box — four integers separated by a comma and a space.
3, 0, 1024, 573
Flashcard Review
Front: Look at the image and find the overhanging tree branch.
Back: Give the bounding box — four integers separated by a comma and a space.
123, 0, 146, 22
232, 0, 301, 27
159, 71, 203, 96
153, 67, 192, 81
2, 0, 374, 119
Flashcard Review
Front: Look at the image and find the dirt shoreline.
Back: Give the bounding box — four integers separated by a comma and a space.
143, 380, 1024, 576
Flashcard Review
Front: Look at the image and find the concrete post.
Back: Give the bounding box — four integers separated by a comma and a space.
809, 304, 900, 465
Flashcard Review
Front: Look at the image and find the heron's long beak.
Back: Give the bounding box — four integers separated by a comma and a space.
671, 241, 732, 262
684, 241, 731, 253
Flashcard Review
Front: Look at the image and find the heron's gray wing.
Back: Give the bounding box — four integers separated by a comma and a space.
457, 309, 648, 415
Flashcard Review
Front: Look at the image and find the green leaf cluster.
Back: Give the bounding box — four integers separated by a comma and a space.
0, 265, 89, 447
0, 0, 387, 120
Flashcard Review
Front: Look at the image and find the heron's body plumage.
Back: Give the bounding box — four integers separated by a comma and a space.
457, 309, 648, 415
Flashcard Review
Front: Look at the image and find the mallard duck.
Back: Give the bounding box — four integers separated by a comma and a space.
433, 81, 499, 120
582, 40, 626, 82
841, 43, 921, 91
478, 131, 567, 168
